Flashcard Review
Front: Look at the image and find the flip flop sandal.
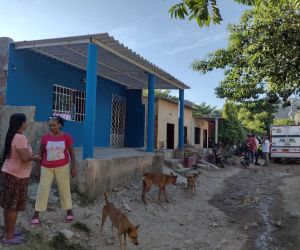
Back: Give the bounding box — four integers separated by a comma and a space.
0, 229, 23, 239
30, 218, 42, 227
1, 236, 24, 245
65, 215, 75, 223
14, 228, 23, 236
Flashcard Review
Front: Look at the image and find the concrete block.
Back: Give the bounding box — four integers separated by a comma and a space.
72, 154, 163, 200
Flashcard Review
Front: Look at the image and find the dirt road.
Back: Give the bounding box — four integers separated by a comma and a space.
1, 162, 299, 250
210, 163, 300, 250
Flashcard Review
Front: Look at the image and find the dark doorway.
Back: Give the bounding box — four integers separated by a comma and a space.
167, 123, 175, 149
203, 129, 208, 148
184, 126, 188, 145
195, 127, 200, 144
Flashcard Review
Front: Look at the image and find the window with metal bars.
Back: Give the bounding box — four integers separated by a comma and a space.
52, 84, 86, 122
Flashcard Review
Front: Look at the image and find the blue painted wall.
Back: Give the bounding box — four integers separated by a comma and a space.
124, 90, 145, 147
6, 46, 145, 147
94, 78, 127, 147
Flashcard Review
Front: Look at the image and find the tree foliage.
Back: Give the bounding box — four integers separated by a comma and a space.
192, 102, 216, 116
272, 118, 295, 126
193, 3, 300, 104
219, 101, 245, 147
169, 0, 300, 27
235, 101, 275, 135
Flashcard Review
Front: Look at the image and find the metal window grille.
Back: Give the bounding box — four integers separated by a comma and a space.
110, 94, 126, 147
52, 85, 86, 122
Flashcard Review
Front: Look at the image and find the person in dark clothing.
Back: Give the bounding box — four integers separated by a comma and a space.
214, 142, 224, 168
253, 134, 260, 166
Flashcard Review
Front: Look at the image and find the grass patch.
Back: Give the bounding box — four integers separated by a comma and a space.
13, 231, 87, 250
48, 232, 88, 250
48, 232, 67, 249
71, 222, 91, 234
73, 191, 96, 206
14, 231, 50, 250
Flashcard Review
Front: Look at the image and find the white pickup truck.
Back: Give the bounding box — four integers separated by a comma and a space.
271, 125, 300, 161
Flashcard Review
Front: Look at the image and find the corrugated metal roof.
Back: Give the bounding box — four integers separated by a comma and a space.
13, 33, 190, 90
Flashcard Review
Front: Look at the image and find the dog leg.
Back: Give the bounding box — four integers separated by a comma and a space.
111, 223, 115, 239
141, 180, 147, 204
142, 180, 151, 204
157, 187, 163, 204
119, 234, 124, 250
163, 187, 170, 203
101, 210, 108, 234
124, 233, 127, 247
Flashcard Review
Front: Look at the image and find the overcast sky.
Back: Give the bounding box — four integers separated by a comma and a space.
0, 0, 248, 108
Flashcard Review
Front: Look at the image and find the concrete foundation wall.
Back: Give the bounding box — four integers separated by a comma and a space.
73, 153, 163, 200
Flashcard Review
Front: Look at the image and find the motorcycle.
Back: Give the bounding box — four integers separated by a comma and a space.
214, 143, 224, 168
235, 143, 250, 168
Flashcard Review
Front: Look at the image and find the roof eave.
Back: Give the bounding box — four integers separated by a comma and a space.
13, 34, 190, 90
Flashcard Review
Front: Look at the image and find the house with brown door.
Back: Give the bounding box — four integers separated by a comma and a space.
151, 97, 214, 149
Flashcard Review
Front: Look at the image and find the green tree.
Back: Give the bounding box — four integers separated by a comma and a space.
169, 0, 300, 27
193, 3, 300, 104
237, 107, 269, 135
192, 102, 216, 116
272, 118, 295, 126
154, 89, 179, 102
235, 101, 275, 135
143, 89, 179, 102
219, 101, 245, 147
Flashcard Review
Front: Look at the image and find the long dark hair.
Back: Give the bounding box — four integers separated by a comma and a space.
3, 113, 27, 160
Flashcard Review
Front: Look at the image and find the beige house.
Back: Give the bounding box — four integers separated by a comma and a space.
154, 97, 210, 149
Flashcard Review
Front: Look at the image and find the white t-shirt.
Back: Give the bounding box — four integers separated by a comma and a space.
263, 139, 270, 153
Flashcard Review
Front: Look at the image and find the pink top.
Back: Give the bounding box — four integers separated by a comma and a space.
41, 133, 73, 168
2, 134, 33, 179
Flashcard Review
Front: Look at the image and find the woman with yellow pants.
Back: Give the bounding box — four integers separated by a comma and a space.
30, 116, 77, 225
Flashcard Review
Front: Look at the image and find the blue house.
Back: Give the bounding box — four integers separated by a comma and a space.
2, 34, 189, 159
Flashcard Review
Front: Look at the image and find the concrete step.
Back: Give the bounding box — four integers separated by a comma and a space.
164, 158, 183, 169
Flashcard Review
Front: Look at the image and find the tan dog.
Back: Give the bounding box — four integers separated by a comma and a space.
101, 193, 140, 250
186, 173, 198, 196
142, 172, 178, 204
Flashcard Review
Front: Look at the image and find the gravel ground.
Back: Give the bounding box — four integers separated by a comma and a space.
0, 162, 299, 250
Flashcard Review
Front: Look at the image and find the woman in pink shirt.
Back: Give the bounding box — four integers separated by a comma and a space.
0, 113, 40, 245
31, 116, 77, 225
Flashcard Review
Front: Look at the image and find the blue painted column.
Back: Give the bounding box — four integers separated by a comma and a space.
83, 43, 98, 159
178, 89, 184, 150
147, 74, 155, 152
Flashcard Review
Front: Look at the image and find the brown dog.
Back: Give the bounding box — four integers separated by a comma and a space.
101, 193, 140, 250
142, 172, 178, 204
186, 173, 198, 196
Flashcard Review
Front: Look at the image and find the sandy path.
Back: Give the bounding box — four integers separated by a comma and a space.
0, 166, 245, 250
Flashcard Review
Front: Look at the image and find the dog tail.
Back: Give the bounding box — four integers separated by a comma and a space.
104, 192, 109, 204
